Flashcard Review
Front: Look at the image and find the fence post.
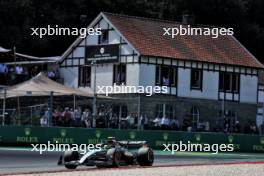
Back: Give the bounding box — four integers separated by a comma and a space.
2, 89, 6, 126
49, 91, 54, 127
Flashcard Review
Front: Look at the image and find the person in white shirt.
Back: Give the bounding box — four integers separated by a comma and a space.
126, 113, 135, 129
153, 116, 162, 129
187, 126, 192, 132
40, 108, 49, 126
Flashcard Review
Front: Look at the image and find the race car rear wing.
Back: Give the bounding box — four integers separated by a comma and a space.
118, 140, 148, 147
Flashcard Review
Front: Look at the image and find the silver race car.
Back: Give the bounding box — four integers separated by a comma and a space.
58, 137, 154, 169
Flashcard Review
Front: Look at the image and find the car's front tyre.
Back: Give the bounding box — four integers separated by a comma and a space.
64, 150, 79, 169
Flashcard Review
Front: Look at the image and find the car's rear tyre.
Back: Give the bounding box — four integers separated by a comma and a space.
137, 147, 154, 166
106, 148, 121, 167
64, 150, 79, 169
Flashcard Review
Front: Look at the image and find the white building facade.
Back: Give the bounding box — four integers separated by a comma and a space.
59, 12, 263, 132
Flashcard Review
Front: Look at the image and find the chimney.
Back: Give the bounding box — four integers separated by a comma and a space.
182, 14, 195, 25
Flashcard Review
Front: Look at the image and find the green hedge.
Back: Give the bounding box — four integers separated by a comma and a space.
0, 126, 264, 153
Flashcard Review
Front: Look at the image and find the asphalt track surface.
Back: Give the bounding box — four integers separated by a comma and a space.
0, 148, 264, 175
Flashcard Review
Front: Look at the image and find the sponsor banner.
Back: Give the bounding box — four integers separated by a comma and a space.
0, 126, 264, 153
86, 44, 119, 63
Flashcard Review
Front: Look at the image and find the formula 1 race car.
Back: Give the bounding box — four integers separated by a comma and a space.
58, 137, 154, 169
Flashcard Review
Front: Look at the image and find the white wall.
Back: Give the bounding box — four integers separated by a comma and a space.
139, 64, 155, 87
86, 35, 98, 45
91, 64, 114, 92
240, 75, 258, 103
127, 64, 140, 87
59, 67, 78, 88
60, 16, 136, 92
202, 71, 219, 99
72, 47, 84, 57
59, 15, 259, 104
109, 30, 120, 44
177, 68, 218, 100
99, 19, 108, 29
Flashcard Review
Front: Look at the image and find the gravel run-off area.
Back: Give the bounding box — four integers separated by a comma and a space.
16, 164, 264, 176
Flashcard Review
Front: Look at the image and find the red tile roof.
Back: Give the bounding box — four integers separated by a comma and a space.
104, 13, 263, 68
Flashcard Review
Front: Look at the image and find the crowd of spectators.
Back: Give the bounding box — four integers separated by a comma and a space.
0, 63, 59, 85
9, 105, 258, 135
40, 106, 181, 130
38, 106, 260, 135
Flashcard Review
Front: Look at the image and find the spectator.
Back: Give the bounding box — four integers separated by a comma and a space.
153, 116, 162, 129
126, 113, 135, 129
162, 76, 169, 85
0, 63, 8, 85
224, 123, 229, 133
161, 116, 170, 130
105, 107, 112, 128
139, 115, 145, 130
40, 108, 49, 126
143, 114, 149, 130
82, 109, 91, 128
205, 121, 210, 132
53, 108, 61, 126
30, 66, 39, 77
69, 108, 75, 126
170, 118, 179, 130
15, 65, 23, 75
0, 63, 8, 73
250, 122, 258, 134
63, 108, 72, 126
109, 114, 118, 128
8, 66, 16, 85
47, 70, 55, 79
40, 117, 48, 126
261, 123, 264, 135
187, 125, 192, 132
234, 120, 241, 133
15, 65, 24, 83
74, 107, 82, 127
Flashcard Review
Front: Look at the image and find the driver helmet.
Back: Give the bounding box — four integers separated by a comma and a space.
107, 136, 116, 145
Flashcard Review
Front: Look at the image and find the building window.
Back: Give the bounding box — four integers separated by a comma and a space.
170, 67, 177, 86
165, 104, 173, 118
79, 66, 91, 87
219, 72, 239, 92
190, 106, 200, 129
113, 64, 126, 85
113, 105, 128, 118
98, 30, 108, 44
156, 65, 177, 86
156, 104, 174, 118
191, 69, 202, 89
156, 66, 161, 85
